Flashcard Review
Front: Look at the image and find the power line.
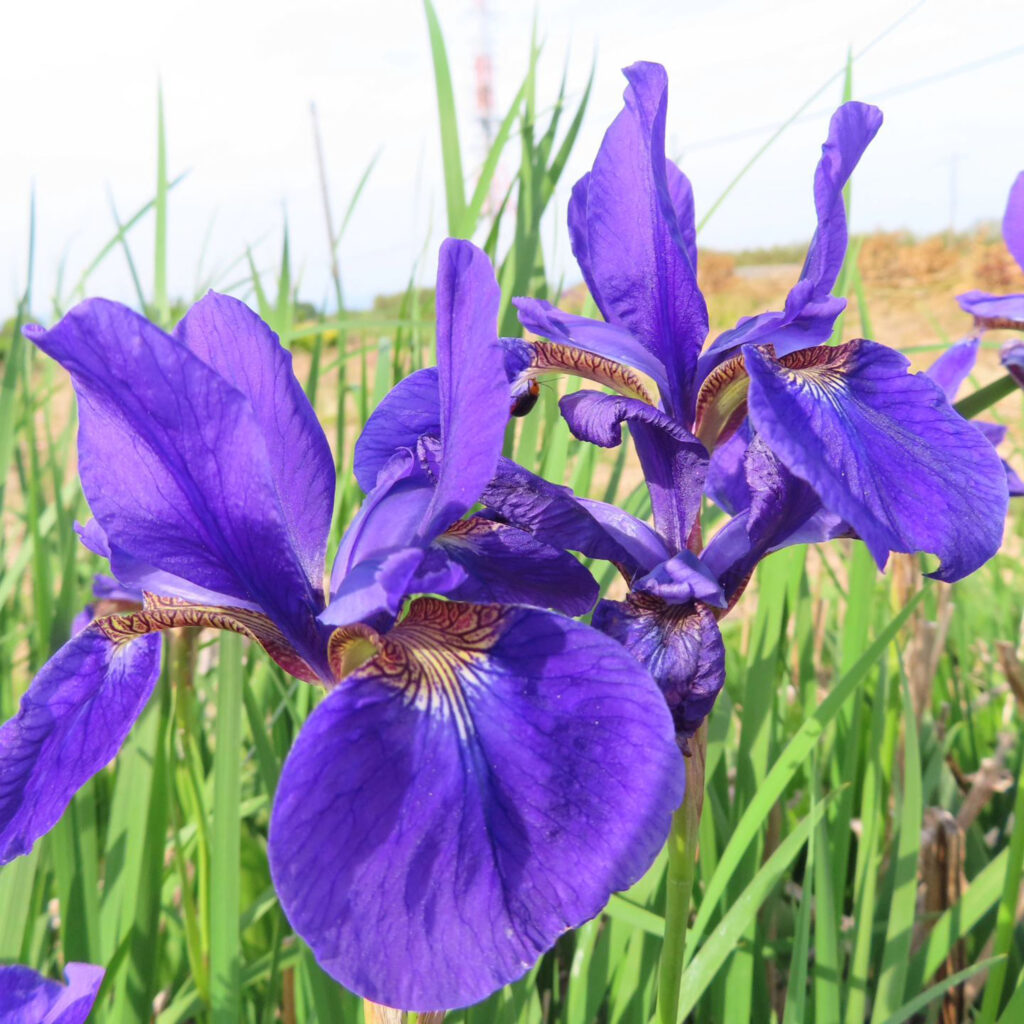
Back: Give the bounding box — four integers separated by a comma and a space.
685, 43, 1024, 154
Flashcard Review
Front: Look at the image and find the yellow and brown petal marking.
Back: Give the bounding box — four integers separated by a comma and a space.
692, 351, 751, 450
96, 593, 321, 683
529, 338, 655, 404
355, 598, 506, 738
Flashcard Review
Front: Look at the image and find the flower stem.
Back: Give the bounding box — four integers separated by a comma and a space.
656, 723, 707, 1024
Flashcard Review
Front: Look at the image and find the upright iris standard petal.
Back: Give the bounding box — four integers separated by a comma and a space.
697, 102, 882, 379
354, 367, 441, 492
270, 598, 684, 1011
1003, 170, 1024, 270
0, 962, 104, 1024
925, 336, 980, 401
25, 301, 325, 652
0, 626, 161, 864
744, 340, 1008, 582
175, 292, 335, 591
594, 596, 725, 741
572, 61, 708, 414
420, 239, 508, 540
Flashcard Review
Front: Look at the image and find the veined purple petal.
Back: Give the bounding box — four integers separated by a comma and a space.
76, 518, 261, 612
0, 625, 161, 864
702, 438, 846, 602
699, 298, 847, 382
175, 293, 335, 593
433, 518, 599, 615
330, 450, 435, 593
698, 102, 881, 381
632, 549, 725, 607
513, 298, 670, 396
559, 390, 708, 551
956, 290, 1024, 329
744, 340, 1008, 582
798, 102, 883, 300
926, 337, 980, 401
1002, 339, 1024, 388
354, 367, 440, 493
573, 61, 708, 415
320, 548, 426, 631
472, 452, 668, 574
704, 422, 753, 516
973, 420, 1024, 498
1004, 171, 1024, 270
25, 301, 323, 655
594, 596, 724, 740
270, 598, 683, 1011
420, 239, 508, 540
0, 962, 104, 1024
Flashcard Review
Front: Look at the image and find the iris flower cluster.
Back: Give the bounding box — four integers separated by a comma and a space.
0, 60, 1013, 1015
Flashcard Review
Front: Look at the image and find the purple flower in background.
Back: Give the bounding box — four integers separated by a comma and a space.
957, 171, 1024, 333
0, 240, 684, 1012
0, 962, 103, 1024
924, 337, 1024, 496
511, 61, 1008, 736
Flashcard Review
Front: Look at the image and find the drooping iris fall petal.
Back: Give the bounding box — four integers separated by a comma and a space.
744, 340, 1008, 582
0, 962, 104, 1024
270, 598, 684, 1011
0, 626, 161, 864
593, 596, 724, 741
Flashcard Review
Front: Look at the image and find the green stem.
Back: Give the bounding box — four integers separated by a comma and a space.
954, 373, 1019, 420
656, 725, 706, 1024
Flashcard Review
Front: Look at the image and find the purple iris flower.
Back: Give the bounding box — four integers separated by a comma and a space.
924, 337, 1024, 496
0, 239, 684, 1012
0, 962, 103, 1024
511, 61, 1008, 736
957, 171, 1024, 332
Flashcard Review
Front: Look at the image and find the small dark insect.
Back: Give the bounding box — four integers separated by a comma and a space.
510, 378, 541, 417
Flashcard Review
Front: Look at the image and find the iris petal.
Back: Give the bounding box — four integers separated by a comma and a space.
576, 61, 708, 414
433, 518, 599, 615
354, 367, 441, 493
956, 291, 1024, 330
1004, 171, 1024, 270
175, 293, 335, 593
0, 962, 105, 1024
594, 596, 725, 740
698, 102, 881, 380
479, 455, 669, 574
513, 298, 669, 396
0, 626, 161, 864
420, 239, 508, 540
744, 340, 1008, 582
25, 301, 323, 653
270, 598, 683, 1011
925, 337, 979, 401
559, 391, 708, 551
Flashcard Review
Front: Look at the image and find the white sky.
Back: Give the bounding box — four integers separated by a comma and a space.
2, 0, 1023, 313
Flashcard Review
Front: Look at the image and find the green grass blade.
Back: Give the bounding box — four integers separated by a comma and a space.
675, 802, 828, 1021
870, 670, 924, 1021
688, 591, 922, 952
210, 634, 244, 1023
976, 742, 1024, 1024
423, 0, 466, 236
154, 82, 169, 326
